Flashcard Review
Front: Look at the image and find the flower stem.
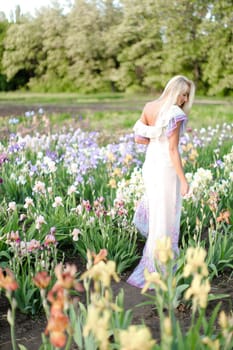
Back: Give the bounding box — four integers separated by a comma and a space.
7, 295, 17, 350
65, 333, 72, 350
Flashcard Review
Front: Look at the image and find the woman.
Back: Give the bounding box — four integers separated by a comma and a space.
127, 75, 195, 288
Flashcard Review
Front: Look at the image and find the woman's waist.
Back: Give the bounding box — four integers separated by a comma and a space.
145, 146, 173, 164
146, 141, 169, 154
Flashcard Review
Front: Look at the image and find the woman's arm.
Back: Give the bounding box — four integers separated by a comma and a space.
168, 122, 189, 196
134, 134, 150, 145
133, 121, 157, 140
134, 107, 150, 144
140, 107, 148, 124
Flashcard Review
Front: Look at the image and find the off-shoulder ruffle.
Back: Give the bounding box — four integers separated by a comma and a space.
133, 120, 158, 138
133, 105, 187, 140
166, 114, 187, 137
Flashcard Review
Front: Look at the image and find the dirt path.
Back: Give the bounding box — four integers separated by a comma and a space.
0, 99, 232, 117
0, 102, 142, 117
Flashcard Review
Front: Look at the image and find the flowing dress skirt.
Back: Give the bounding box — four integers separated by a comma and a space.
127, 137, 182, 288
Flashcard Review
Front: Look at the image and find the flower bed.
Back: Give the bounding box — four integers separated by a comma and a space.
0, 112, 232, 349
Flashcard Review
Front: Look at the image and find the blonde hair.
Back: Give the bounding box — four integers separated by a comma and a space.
158, 75, 195, 117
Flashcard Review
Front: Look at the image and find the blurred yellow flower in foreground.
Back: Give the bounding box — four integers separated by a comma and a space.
202, 336, 220, 350
141, 268, 167, 294
81, 260, 120, 290
163, 316, 172, 336
119, 325, 156, 350
154, 236, 174, 264
90, 292, 121, 313
185, 274, 210, 309
218, 310, 233, 338
183, 247, 208, 277
218, 310, 229, 329
84, 305, 111, 350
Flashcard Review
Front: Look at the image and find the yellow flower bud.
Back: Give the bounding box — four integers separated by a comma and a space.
218, 310, 228, 329
163, 317, 172, 336
154, 236, 174, 264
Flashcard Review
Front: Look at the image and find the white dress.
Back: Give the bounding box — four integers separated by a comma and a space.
127, 105, 187, 288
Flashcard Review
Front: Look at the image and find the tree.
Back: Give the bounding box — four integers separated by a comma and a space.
110, 0, 163, 93
64, 0, 123, 92
155, 0, 211, 91
0, 17, 10, 90
2, 18, 43, 90
201, 0, 233, 95
28, 5, 71, 91
95, 0, 123, 92
0, 0, 232, 94
65, 0, 106, 92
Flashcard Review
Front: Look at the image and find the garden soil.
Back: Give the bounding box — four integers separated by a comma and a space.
0, 103, 232, 349
0, 253, 233, 350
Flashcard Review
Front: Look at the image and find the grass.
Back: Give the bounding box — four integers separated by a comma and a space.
82, 103, 233, 132
188, 104, 233, 129
0, 91, 146, 104
0, 91, 232, 103
0, 92, 232, 135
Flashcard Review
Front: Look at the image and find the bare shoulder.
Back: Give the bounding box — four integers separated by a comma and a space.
144, 99, 159, 110
142, 100, 160, 125
144, 100, 160, 116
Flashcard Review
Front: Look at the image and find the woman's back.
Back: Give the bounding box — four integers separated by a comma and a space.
140, 99, 163, 126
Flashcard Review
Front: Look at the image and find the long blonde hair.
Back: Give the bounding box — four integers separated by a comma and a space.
158, 75, 195, 117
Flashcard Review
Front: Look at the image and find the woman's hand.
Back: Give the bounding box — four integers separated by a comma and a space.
181, 179, 189, 197
134, 135, 150, 145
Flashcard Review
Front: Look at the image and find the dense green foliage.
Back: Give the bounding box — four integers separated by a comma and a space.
0, 0, 232, 95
